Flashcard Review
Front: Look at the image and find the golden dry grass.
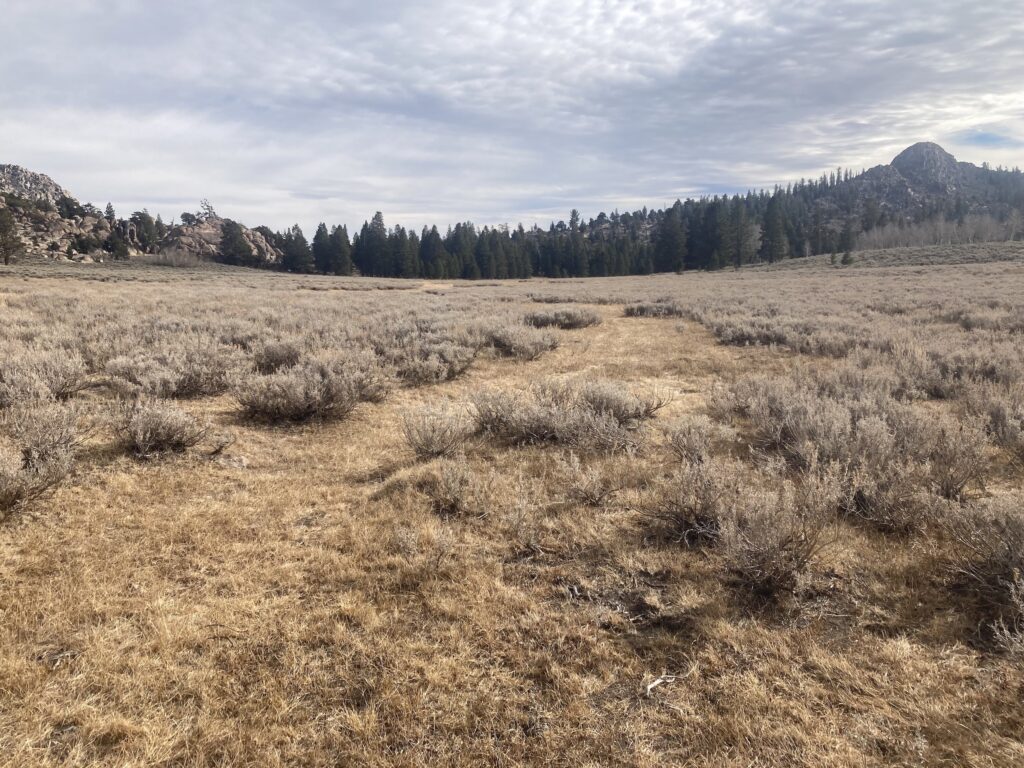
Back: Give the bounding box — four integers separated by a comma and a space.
2, 253, 1024, 766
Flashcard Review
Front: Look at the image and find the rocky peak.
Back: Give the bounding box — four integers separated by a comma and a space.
890, 142, 962, 191
0, 164, 73, 206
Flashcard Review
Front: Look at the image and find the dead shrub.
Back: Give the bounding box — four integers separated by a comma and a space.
666, 415, 713, 463
402, 405, 473, 460
416, 458, 481, 517
114, 400, 209, 457
525, 308, 601, 330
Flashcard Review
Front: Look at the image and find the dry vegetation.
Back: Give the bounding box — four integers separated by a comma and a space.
2, 244, 1024, 766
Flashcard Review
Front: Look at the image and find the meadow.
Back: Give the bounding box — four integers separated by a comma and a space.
2, 242, 1024, 766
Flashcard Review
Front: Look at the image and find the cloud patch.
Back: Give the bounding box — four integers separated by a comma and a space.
2, 0, 1023, 231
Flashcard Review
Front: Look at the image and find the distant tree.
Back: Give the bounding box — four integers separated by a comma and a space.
761, 195, 789, 263
654, 203, 686, 272
199, 199, 217, 221
180, 212, 199, 227
329, 225, 352, 275
103, 229, 130, 260
353, 212, 389, 276
57, 196, 85, 219
312, 223, 332, 274
839, 216, 857, 256
219, 219, 256, 266
130, 210, 159, 252
281, 224, 314, 273
104, 203, 116, 222
0, 208, 22, 265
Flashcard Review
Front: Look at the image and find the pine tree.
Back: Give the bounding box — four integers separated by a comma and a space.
654, 203, 686, 272
762, 195, 789, 263
104, 203, 116, 222
329, 225, 352, 275
0, 208, 22, 265
219, 219, 256, 266
312, 223, 332, 274
282, 225, 314, 273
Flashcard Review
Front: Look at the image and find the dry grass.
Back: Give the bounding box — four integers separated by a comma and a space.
1, 247, 1024, 766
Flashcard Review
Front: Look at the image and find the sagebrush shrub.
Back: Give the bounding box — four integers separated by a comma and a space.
571, 380, 671, 424
114, 400, 209, 457
234, 359, 360, 423
666, 415, 713, 463
486, 325, 559, 361
720, 466, 844, 597
416, 458, 480, 517
966, 382, 1024, 458
0, 432, 73, 520
624, 300, 685, 318
927, 417, 988, 500
253, 339, 302, 374
107, 339, 241, 399
28, 351, 89, 400
471, 380, 649, 453
525, 308, 601, 330
402, 405, 473, 460
3, 402, 80, 468
945, 496, 1024, 647
646, 459, 737, 545
562, 453, 621, 506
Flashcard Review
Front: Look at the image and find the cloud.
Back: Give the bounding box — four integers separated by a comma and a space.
950, 129, 1024, 150
2, 0, 1023, 232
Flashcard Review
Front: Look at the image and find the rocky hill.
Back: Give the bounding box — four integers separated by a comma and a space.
161, 216, 280, 265
0, 166, 281, 264
0, 165, 72, 207
842, 142, 1019, 217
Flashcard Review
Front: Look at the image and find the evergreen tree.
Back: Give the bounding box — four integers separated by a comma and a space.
329, 225, 352, 275
130, 210, 159, 252
312, 223, 332, 274
0, 208, 22, 265
218, 219, 256, 266
654, 203, 686, 272
761, 195, 789, 263
104, 203, 116, 222
281, 224, 314, 273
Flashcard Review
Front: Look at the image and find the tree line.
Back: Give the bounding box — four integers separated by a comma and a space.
241, 163, 1024, 277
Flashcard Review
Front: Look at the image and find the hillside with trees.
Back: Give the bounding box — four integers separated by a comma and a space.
2, 143, 1022, 276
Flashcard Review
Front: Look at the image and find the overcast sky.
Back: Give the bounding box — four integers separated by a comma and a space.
3, 0, 1023, 232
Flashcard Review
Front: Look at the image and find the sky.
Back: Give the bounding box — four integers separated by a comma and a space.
2, 0, 1023, 233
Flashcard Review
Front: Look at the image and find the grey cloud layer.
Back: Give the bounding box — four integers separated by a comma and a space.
2, 0, 1023, 231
